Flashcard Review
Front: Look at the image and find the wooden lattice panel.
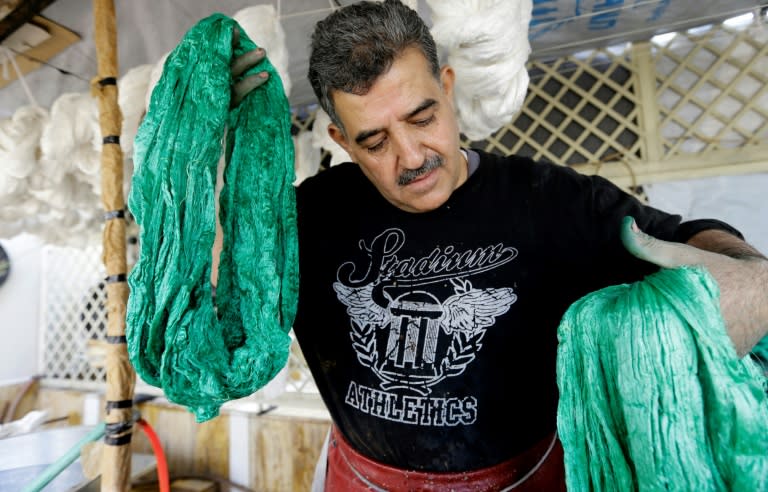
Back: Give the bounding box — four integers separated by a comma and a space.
466, 46, 643, 168
41, 244, 108, 389
655, 22, 768, 156
291, 106, 317, 135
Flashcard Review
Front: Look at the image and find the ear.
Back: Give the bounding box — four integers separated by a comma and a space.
328, 123, 352, 154
440, 65, 456, 99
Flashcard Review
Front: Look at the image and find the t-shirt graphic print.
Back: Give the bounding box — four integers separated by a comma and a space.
333, 227, 518, 427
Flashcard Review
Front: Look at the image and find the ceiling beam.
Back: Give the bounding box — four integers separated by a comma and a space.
0, 0, 57, 44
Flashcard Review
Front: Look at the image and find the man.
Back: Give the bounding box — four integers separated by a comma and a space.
233, 1, 767, 489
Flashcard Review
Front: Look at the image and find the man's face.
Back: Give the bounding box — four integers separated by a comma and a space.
328, 47, 467, 213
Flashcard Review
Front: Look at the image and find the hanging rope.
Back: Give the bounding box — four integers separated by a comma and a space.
127, 13, 298, 422
557, 266, 768, 491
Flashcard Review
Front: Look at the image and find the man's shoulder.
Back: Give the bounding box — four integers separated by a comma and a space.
296, 162, 363, 204
472, 149, 581, 186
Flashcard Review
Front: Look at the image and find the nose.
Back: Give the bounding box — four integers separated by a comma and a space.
392, 130, 423, 170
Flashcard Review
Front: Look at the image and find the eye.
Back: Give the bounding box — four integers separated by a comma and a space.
367, 139, 386, 154
413, 114, 435, 127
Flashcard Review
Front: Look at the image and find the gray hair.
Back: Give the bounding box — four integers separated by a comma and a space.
308, 0, 440, 134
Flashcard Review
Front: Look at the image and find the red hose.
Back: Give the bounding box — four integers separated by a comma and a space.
137, 418, 170, 492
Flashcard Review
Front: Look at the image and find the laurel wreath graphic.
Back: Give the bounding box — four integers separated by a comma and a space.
441, 329, 486, 377
350, 321, 377, 367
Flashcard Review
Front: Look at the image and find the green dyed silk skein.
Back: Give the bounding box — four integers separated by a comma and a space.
557, 266, 768, 491
127, 14, 297, 422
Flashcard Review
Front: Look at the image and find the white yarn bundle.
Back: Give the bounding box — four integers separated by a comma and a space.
39, 92, 101, 189
426, 0, 532, 141
312, 109, 351, 166
234, 5, 292, 97
0, 106, 48, 239
25, 91, 103, 246
0, 106, 46, 203
0, 69, 150, 246
145, 52, 169, 112
119, 64, 152, 157
373, 0, 419, 10
293, 130, 320, 186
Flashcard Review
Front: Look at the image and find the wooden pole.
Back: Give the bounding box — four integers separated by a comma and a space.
0, 0, 57, 44
91, 1, 135, 490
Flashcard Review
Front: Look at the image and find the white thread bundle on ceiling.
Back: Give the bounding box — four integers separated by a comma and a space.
312, 108, 351, 166
373, 0, 419, 10
1, 49, 173, 245
0, 106, 56, 241
426, 0, 532, 141
234, 5, 292, 97
293, 130, 320, 186
0, 106, 47, 204
145, 52, 169, 112
39, 92, 102, 189
119, 64, 152, 157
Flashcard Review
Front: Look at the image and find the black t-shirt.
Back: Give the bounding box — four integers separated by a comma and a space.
293, 149, 741, 472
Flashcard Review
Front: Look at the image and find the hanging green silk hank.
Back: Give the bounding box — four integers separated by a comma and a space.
557, 266, 768, 491
127, 14, 297, 422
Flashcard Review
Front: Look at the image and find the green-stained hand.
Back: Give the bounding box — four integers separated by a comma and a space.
620, 215, 738, 270
230, 26, 270, 108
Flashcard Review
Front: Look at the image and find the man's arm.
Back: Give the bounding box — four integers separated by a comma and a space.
685, 229, 765, 260
622, 217, 768, 357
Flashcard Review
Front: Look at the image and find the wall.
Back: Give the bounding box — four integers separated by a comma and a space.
646, 173, 768, 254
0, 234, 43, 384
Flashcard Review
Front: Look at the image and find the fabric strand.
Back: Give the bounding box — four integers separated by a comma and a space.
127, 14, 297, 422
556, 266, 768, 491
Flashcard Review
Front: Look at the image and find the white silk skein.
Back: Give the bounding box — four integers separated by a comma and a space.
372, 0, 419, 10
0, 106, 47, 204
426, 0, 532, 141
39, 92, 102, 186
145, 52, 169, 112
119, 64, 153, 157
293, 130, 321, 186
311, 109, 351, 167
234, 5, 292, 97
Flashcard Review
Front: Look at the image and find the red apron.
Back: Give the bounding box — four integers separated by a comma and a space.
325, 426, 566, 491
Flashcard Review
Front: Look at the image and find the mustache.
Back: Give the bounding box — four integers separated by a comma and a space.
397, 155, 443, 186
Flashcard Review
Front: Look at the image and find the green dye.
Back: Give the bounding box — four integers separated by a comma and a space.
557, 266, 768, 491
126, 14, 297, 422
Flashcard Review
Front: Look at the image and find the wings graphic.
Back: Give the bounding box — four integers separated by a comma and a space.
333, 282, 390, 327
439, 287, 517, 334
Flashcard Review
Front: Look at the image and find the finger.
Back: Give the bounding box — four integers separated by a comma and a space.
620, 216, 689, 268
232, 26, 240, 50
231, 72, 269, 107
231, 48, 266, 79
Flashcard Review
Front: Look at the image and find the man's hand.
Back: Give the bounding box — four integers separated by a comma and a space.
230, 26, 270, 108
621, 216, 768, 357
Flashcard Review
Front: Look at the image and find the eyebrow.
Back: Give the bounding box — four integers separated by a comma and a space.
353, 98, 438, 145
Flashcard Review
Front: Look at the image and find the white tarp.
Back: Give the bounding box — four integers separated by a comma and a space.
529, 0, 762, 57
